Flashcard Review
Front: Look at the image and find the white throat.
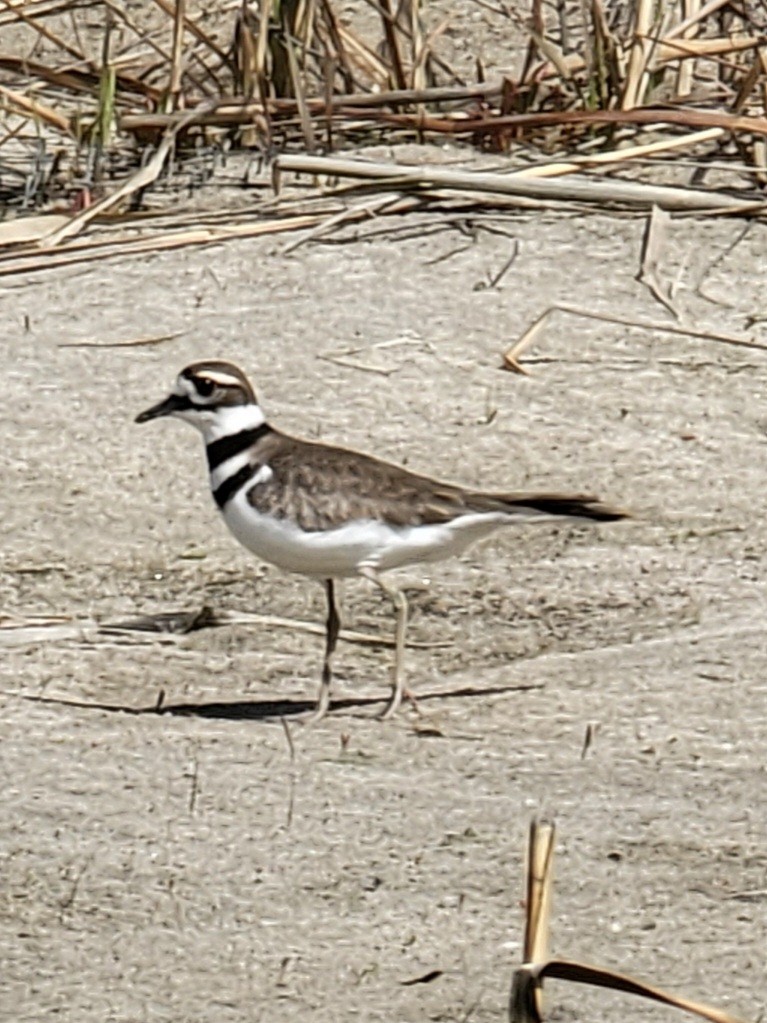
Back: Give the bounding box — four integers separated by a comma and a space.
179, 402, 267, 443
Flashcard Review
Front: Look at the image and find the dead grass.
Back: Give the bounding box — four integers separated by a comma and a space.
508, 821, 749, 1023
0, 1, 766, 211
0, 1, 766, 278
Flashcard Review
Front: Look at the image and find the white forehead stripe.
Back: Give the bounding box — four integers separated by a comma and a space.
199, 370, 243, 388
173, 370, 244, 396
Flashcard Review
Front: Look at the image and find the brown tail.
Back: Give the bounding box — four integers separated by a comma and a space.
502, 493, 629, 522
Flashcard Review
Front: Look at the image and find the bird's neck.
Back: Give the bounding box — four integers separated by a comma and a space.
202, 402, 267, 443
202, 404, 273, 504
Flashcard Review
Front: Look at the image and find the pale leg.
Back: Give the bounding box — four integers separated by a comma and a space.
308, 578, 340, 721
359, 566, 408, 719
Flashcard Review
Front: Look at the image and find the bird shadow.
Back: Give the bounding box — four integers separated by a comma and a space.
19, 681, 541, 722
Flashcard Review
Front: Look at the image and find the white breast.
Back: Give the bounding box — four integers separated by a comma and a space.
221, 484, 514, 579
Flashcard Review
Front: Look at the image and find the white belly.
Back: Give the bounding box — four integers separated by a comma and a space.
222, 486, 513, 578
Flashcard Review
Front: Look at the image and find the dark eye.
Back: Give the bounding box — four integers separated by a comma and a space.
196, 378, 215, 398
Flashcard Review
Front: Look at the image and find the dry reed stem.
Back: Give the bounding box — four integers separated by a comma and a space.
376, 105, 767, 144
100, 0, 211, 97
657, 35, 759, 64
317, 0, 355, 93
58, 331, 184, 348
0, 609, 448, 651
0, 82, 72, 133
508, 820, 752, 1023
255, 0, 271, 94
623, 0, 654, 109
168, 0, 186, 106
149, 0, 230, 64
506, 128, 725, 179
0, 214, 344, 277
664, 0, 731, 40
502, 311, 547, 374
275, 153, 766, 213
377, 0, 408, 90
522, 820, 554, 966
4, 0, 767, 215
0, 55, 159, 102
524, 960, 750, 1023
0, 213, 70, 246
140, 0, 225, 94
409, 0, 427, 92
284, 24, 316, 150
509, 820, 554, 1022
637, 204, 680, 318
118, 101, 767, 153
333, 22, 391, 85
282, 190, 410, 252
760, 47, 767, 115
118, 81, 503, 130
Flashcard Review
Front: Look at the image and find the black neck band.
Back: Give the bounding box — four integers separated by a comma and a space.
206, 424, 271, 472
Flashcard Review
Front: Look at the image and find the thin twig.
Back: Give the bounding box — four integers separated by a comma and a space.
475, 240, 519, 290
637, 204, 680, 319
503, 304, 767, 376
280, 717, 296, 829
186, 751, 200, 814
168, 0, 186, 105
58, 331, 184, 349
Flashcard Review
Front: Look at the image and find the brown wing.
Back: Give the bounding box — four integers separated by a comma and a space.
245, 431, 627, 531
244, 431, 482, 531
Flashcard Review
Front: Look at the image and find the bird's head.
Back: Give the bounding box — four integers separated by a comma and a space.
135, 361, 263, 440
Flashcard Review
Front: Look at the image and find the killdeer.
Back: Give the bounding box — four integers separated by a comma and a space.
136, 360, 626, 720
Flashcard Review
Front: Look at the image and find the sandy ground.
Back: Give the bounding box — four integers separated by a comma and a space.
2, 173, 766, 1022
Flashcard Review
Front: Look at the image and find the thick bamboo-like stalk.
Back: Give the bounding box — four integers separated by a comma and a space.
274, 153, 766, 213
621, 0, 655, 109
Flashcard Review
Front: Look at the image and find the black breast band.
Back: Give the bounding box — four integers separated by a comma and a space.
213, 463, 263, 509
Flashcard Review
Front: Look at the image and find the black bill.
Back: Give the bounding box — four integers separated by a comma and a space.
135, 393, 193, 423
